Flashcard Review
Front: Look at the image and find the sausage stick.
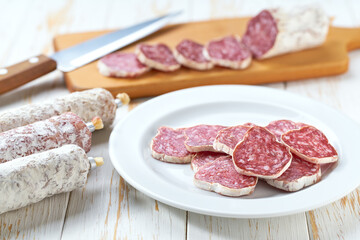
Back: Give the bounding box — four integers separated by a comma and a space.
0, 88, 130, 132
0, 112, 103, 163
0, 145, 103, 215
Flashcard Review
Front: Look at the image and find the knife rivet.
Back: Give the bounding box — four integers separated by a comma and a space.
29, 57, 39, 63
0, 68, 8, 75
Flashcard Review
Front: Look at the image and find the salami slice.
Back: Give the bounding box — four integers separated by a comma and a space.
213, 125, 250, 154
194, 156, 258, 197
151, 127, 193, 163
232, 126, 292, 179
281, 126, 338, 164
191, 151, 228, 172
266, 154, 321, 192
98, 52, 150, 77
174, 39, 214, 70
242, 7, 329, 59
136, 43, 180, 72
266, 120, 307, 141
184, 125, 227, 152
203, 35, 252, 69
0, 112, 93, 163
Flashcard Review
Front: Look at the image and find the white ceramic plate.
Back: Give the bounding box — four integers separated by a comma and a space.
109, 85, 360, 218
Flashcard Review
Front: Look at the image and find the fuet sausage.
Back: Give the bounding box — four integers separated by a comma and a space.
0, 112, 103, 163
0, 88, 130, 132
0, 144, 104, 215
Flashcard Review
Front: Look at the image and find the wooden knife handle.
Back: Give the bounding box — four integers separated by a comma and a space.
0, 54, 57, 94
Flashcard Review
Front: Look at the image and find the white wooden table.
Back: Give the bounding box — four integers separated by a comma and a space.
0, 1, 360, 239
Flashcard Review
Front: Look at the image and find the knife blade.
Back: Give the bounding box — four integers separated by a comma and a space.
0, 11, 181, 94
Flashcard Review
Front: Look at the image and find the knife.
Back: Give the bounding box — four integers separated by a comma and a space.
0, 11, 181, 94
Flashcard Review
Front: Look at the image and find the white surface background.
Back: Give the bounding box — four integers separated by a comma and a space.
0, 0, 360, 239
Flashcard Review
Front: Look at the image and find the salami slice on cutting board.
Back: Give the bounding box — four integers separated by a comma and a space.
184, 125, 227, 152
194, 156, 258, 197
151, 127, 193, 163
213, 125, 250, 154
266, 120, 307, 141
232, 126, 292, 179
281, 126, 338, 164
174, 39, 214, 70
266, 154, 321, 192
136, 43, 180, 72
98, 52, 150, 78
191, 151, 228, 172
241, 7, 329, 59
203, 35, 252, 69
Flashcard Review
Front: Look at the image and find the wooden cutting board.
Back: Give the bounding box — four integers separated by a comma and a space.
53, 17, 360, 98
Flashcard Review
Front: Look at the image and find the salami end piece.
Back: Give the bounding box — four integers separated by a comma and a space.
184, 125, 227, 152
194, 156, 258, 197
191, 151, 227, 172
151, 127, 193, 163
266, 154, 321, 192
281, 126, 338, 164
242, 7, 329, 59
98, 52, 150, 78
213, 125, 250, 155
203, 35, 252, 69
136, 43, 180, 72
232, 126, 292, 179
174, 39, 214, 70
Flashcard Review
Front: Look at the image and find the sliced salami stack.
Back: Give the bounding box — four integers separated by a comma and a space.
150, 119, 338, 197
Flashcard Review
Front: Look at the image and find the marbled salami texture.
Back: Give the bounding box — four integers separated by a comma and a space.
0, 112, 92, 163
265, 120, 307, 141
213, 125, 250, 154
194, 156, 258, 196
98, 52, 149, 77
184, 124, 227, 152
281, 126, 338, 163
266, 154, 321, 191
0, 88, 117, 132
151, 127, 193, 163
232, 126, 292, 179
0, 145, 90, 215
191, 151, 227, 172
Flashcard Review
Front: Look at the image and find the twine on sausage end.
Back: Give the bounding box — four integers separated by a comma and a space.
116, 93, 131, 106
91, 116, 104, 130
94, 157, 104, 167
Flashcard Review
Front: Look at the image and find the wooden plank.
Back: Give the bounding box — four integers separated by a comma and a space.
187, 213, 309, 240
61, 102, 187, 239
